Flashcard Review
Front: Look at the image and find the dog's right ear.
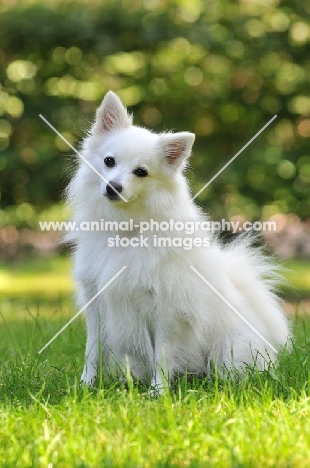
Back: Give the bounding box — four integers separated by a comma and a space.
92, 91, 132, 135
159, 132, 195, 169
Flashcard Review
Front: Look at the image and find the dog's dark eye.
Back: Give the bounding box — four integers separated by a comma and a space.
133, 167, 148, 177
104, 157, 115, 167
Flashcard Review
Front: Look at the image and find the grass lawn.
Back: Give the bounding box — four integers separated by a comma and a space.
0, 255, 309, 467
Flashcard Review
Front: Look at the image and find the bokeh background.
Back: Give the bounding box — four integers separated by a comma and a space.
1, 0, 310, 217
0, 0, 309, 301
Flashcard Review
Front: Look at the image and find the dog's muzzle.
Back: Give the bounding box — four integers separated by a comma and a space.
106, 181, 123, 201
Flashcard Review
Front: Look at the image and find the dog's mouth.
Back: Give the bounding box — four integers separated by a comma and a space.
105, 192, 121, 201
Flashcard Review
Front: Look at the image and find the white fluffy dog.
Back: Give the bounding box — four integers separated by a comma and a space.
65, 91, 290, 391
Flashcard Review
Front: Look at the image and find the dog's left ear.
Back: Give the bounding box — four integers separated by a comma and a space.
159, 132, 195, 168
92, 91, 132, 135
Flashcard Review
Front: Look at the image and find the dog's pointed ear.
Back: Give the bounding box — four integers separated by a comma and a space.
159, 132, 195, 168
92, 91, 132, 135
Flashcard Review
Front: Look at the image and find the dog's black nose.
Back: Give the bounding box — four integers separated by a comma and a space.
106, 181, 122, 199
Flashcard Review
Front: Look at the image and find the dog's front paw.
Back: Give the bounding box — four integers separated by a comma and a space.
149, 385, 164, 398
150, 377, 165, 397
80, 366, 97, 387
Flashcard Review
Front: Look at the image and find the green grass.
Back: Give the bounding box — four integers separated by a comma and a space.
0, 256, 310, 467
0, 255, 73, 298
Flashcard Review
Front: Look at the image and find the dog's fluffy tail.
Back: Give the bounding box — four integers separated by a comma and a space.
223, 232, 291, 350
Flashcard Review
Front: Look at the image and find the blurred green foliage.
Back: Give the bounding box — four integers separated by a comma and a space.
0, 0, 310, 226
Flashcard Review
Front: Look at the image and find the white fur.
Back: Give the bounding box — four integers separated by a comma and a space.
65, 91, 290, 391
